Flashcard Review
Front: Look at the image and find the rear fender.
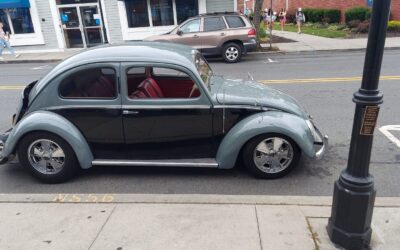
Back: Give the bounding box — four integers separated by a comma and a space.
216, 111, 315, 169
1, 111, 93, 169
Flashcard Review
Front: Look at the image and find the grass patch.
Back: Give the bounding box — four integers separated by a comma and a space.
276, 23, 348, 38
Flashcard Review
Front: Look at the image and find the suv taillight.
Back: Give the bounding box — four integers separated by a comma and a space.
248, 28, 256, 38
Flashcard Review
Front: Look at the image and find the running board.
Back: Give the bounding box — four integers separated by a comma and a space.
92, 159, 219, 168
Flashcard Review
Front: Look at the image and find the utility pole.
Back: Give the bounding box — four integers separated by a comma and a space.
327, 0, 392, 249
269, 0, 272, 49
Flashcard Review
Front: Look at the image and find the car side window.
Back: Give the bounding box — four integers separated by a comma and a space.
180, 19, 200, 33
59, 67, 117, 99
225, 16, 246, 28
203, 17, 226, 32
127, 66, 200, 99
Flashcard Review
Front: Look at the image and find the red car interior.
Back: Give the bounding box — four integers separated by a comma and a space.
130, 78, 164, 98
66, 75, 115, 98
127, 67, 200, 99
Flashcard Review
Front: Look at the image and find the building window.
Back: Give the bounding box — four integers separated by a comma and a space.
0, 8, 34, 34
125, 0, 150, 28
125, 0, 198, 28
175, 0, 198, 24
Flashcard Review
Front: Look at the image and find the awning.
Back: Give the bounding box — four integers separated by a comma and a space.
0, 0, 30, 9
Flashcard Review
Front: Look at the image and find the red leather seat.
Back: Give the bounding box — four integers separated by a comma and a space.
130, 78, 164, 98
85, 75, 115, 98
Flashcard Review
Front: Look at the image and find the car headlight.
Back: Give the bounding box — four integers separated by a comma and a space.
306, 120, 323, 143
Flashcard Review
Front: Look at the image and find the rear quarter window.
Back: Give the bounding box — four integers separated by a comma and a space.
203, 17, 226, 32
225, 16, 246, 28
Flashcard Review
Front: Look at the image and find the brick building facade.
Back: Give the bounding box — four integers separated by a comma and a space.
238, 0, 400, 21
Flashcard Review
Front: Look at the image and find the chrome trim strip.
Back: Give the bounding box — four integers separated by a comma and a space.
122, 105, 211, 110
92, 159, 219, 168
213, 105, 271, 111
45, 105, 121, 110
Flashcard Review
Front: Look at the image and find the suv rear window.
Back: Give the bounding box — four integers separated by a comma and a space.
225, 16, 245, 28
203, 17, 226, 32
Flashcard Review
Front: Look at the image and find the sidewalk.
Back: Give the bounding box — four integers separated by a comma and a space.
1, 33, 399, 64
0, 194, 399, 249
262, 30, 400, 52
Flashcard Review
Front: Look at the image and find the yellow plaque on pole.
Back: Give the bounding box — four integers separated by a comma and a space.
360, 106, 380, 135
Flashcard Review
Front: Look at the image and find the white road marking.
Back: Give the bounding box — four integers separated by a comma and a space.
264, 58, 277, 63
31, 65, 50, 70
379, 125, 400, 148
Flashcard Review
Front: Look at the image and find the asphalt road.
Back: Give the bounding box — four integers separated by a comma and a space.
0, 50, 399, 196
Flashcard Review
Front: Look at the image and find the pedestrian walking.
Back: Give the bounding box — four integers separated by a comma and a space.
264, 9, 272, 30
271, 12, 277, 30
0, 22, 20, 60
278, 8, 287, 31
296, 8, 306, 34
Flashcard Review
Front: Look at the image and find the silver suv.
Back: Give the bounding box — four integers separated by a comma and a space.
145, 12, 257, 63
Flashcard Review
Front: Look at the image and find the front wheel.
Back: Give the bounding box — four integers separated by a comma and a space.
222, 43, 242, 63
18, 132, 80, 183
243, 134, 301, 179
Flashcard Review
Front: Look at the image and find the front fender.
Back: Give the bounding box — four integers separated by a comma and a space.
1, 111, 93, 169
216, 111, 315, 169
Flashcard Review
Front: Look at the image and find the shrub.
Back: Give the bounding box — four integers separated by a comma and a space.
387, 20, 400, 32
259, 22, 267, 38
303, 8, 340, 24
357, 20, 370, 33
323, 9, 341, 23
345, 7, 371, 23
348, 20, 361, 28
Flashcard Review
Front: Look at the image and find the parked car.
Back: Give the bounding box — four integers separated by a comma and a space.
0, 42, 327, 183
144, 12, 257, 63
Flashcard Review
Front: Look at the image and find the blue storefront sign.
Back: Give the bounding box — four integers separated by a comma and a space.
366, 0, 373, 7
0, 0, 30, 9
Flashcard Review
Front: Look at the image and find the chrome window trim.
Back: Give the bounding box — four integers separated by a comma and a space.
122, 105, 211, 109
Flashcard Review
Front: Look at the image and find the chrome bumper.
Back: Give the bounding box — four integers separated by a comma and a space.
0, 139, 5, 164
315, 134, 328, 160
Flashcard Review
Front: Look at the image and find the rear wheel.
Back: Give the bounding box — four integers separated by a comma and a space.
222, 42, 242, 63
243, 134, 301, 179
18, 132, 80, 183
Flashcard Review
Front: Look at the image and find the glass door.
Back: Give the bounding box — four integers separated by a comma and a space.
59, 7, 84, 48
80, 5, 103, 47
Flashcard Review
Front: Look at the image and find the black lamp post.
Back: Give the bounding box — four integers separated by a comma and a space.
327, 0, 392, 249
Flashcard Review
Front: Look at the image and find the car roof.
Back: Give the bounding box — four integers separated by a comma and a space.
31, 42, 198, 97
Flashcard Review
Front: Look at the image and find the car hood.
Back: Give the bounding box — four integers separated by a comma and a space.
212, 76, 308, 118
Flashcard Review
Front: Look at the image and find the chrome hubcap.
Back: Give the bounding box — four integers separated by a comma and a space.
225, 47, 239, 61
28, 139, 65, 175
253, 137, 294, 174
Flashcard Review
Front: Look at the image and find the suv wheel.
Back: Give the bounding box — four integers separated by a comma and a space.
18, 132, 80, 183
222, 43, 242, 63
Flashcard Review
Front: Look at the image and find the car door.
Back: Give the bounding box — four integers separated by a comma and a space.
201, 16, 229, 53
51, 63, 124, 159
121, 62, 214, 160
170, 18, 202, 48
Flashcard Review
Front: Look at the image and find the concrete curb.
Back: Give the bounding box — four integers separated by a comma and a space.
1, 194, 399, 207
0, 47, 398, 64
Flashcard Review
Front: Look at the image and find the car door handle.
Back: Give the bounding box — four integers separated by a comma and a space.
123, 110, 139, 115
220, 32, 225, 36
193, 35, 199, 38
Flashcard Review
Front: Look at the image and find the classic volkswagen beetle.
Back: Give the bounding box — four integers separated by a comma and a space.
0, 42, 327, 183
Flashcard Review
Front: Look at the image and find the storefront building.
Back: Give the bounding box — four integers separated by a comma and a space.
1, 0, 237, 52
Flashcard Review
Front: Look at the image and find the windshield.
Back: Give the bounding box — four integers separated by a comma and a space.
195, 54, 213, 89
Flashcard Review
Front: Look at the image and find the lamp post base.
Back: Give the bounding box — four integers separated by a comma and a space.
327, 172, 376, 249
